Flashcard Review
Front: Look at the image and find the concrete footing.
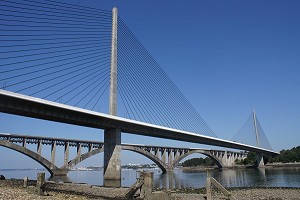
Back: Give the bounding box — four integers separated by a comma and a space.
51, 169, 68, 177
103, 128, 121, 187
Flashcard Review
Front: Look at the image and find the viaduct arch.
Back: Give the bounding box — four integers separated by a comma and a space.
172, 149, 223, 168
0, 140, 245, 176
0, 140, 64, 176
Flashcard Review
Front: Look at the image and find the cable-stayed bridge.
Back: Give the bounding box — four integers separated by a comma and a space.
0, 0, 278, 186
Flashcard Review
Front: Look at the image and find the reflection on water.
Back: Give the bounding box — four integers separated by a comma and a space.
156, 167, 300, 188
49, 175, 71, 183
1, 167, 299, 188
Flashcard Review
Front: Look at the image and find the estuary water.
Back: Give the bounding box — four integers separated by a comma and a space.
1, 167, 299, 188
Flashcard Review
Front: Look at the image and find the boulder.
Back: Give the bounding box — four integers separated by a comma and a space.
0, 175, 5, 180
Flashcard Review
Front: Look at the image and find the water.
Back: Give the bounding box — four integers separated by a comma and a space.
1, 167, 299, 188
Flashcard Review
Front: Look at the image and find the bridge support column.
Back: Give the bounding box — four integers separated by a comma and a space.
174, 149, 179, 161
161, 148, 166, 164
77, 143, 82, 157
64, 142, 69, 165
221, 151, 229, 167
153, 147, 158, 157
255, 154, 265, 168
22, 138, 26, 148
88, 143, 92, 152
167, 149, 173, 171
51, 141, 56, 164
103, 128, 121, 187
37, 140, 42, 155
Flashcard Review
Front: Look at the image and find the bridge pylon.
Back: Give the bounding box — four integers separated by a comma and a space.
103, 7, 122, 187
252, 110, 265, 167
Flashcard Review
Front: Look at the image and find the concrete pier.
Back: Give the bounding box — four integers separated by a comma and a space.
64, 142, 69, 165
255, 154, 265, 167
103, 7, 121, 187
37, 140, 42, 155
51, 141, 56, 164
0, 133, 260, 179
103, 128, 121, 187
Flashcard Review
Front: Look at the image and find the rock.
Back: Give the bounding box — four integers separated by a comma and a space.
0, 175, 5, 180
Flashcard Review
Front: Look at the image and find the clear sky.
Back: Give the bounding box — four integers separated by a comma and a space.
0, 0, 299, 169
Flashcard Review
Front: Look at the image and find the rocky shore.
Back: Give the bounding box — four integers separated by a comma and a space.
171, 187, 300, 200
0, 179, 299, 200
0, 179, 127, 200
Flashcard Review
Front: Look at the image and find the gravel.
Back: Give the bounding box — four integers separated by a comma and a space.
1, 179, 299, 199
0, 179, 127, 200
171, 188, 300, 200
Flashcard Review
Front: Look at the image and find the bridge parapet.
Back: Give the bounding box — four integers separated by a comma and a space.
0, 134, 104, 147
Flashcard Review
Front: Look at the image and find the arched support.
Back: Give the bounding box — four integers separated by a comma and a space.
172, 150, 223, 169
61, 147, 104, 170
0, 138, 246, 179
121, 145, 167, 173
62, 145, 168, 174
0, 140, 65, 176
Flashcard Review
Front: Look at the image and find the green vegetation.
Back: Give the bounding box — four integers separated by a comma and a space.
268, 146, 300, 163
235, 152, 257, 165
182, 157, 215, 167
183, 146, 300, 167
235, 146, 300, 165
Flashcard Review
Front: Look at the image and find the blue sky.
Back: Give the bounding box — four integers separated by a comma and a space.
0, 0, 299, 169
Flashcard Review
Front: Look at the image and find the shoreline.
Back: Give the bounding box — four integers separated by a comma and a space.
181, 162, 300, 171
265, 162, 300, 168
0, 162, 299, 172
1, 179, 300, 200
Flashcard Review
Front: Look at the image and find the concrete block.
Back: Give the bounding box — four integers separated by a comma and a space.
36, 173, 45, 196
23, 176, 29, 188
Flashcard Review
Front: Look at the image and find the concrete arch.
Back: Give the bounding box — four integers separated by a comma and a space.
172, 150, 223, 168
62, 147, 104, 170
0, 140, 63, 176
0, 141, 170, 176
63, 146, 167, 173
122, 145, 167, 173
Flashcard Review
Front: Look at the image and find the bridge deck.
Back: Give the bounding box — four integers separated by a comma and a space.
0, 133, 246, 155
0, 90, 278, 155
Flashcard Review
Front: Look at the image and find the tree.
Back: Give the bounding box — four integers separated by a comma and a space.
269, 146, 300, 163
235, 152, 260, 165
182, 157, 215, 167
